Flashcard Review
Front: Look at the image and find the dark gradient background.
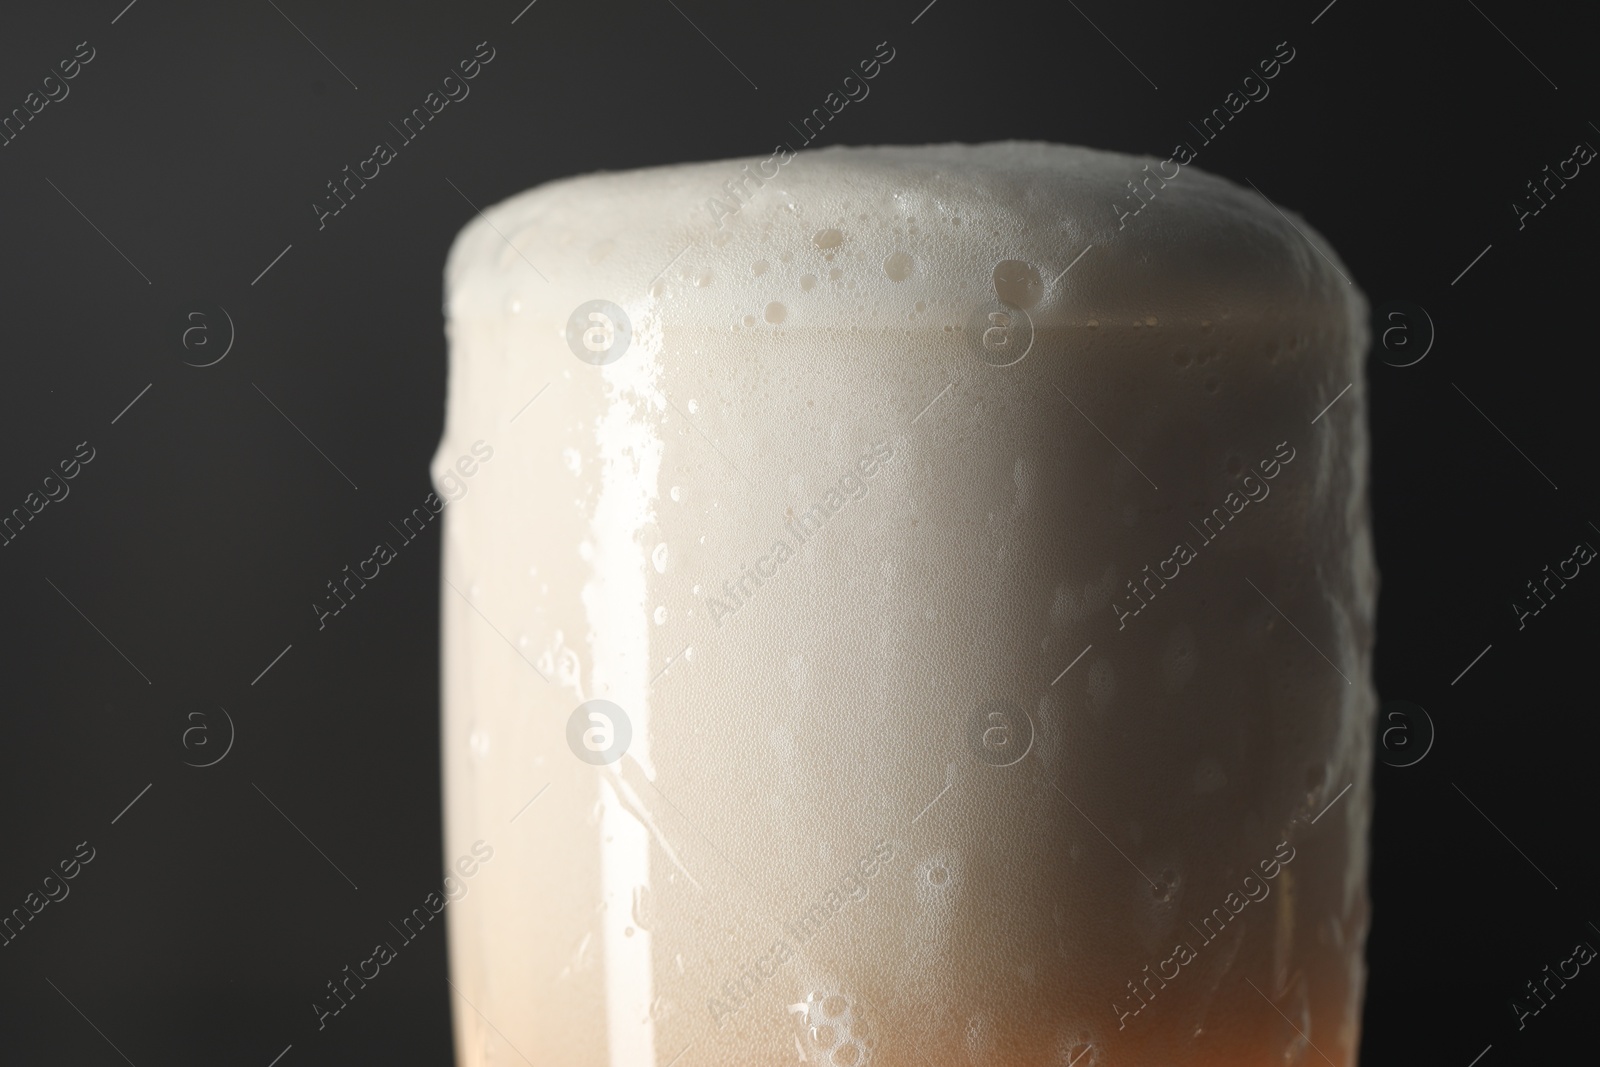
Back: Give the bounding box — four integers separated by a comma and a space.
0, 1, 1594, 1064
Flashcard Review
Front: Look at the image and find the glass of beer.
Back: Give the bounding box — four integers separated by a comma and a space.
434, 142, 1373, 1067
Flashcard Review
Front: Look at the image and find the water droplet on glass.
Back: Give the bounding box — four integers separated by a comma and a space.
883, 251, 914, 282
814, 228, 844, 250
652, 543, 669, 573
765, 302, 787, 324
992, 260, 1043, 309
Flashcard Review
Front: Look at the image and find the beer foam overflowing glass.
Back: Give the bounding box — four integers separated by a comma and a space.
435, 142, 1374, 1067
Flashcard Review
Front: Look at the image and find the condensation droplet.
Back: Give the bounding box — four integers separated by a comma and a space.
752, 260, 769, 276
993, 260, 1043, 309
670, 485, 682, 502
765, 302, 787, 324
687, 398, 700, 414
814, 228, 844, 250
652, 544, 670, 573
883, 251, 914, 282
654, 606, 668, 624
800, 274, 818, 292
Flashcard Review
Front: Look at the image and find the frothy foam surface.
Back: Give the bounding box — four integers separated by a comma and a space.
447, 141, 1357, 339
437, 142, 1373, 1067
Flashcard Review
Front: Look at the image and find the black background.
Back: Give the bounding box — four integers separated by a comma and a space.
1, 0, 1595, 1064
